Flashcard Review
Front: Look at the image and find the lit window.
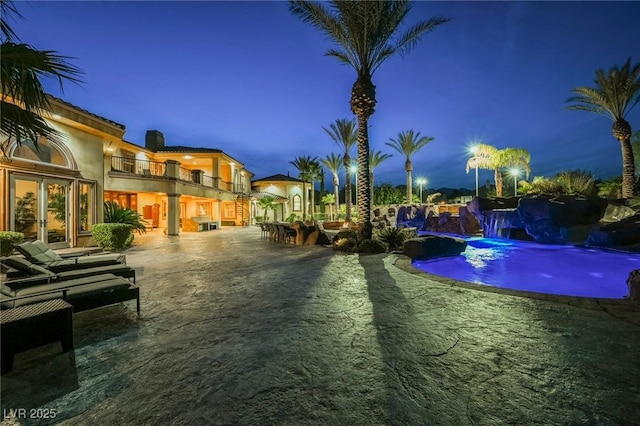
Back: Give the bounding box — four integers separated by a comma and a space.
293, 194, 301, 211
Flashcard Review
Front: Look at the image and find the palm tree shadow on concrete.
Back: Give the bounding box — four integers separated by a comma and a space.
360, 254, 465, 425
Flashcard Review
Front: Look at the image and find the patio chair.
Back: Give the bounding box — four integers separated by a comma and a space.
258, 222, 269, 240
1, 256, 136, 284
13, 241, 125, 272
267, 223, 278, 242
1, 272, 140, 314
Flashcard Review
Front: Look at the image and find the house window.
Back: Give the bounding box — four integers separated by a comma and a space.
78, 181, 95, 233
292, 194, 301, 211
11, 136, 74, 168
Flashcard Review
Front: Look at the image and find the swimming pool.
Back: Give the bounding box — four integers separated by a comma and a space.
412, 236, 639, 299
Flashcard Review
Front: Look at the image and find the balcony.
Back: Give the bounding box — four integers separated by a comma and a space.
109, 156, 243, 194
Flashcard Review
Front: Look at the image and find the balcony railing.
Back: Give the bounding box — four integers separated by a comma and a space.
111, 156, 166, 177
178, 167, 192, 181
110, 156, 247, 194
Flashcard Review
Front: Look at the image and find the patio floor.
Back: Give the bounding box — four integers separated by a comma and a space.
1, 226, 639, 425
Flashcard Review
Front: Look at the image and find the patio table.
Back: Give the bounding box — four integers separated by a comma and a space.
1, 298, 74, 374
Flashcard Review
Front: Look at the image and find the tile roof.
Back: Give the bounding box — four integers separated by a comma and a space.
155, 146, 223, 153
253, 173, 305, 183
48, 95, 126, 129
249, 191, 288, 200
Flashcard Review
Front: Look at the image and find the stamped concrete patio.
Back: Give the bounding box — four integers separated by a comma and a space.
1, 226, 639, 425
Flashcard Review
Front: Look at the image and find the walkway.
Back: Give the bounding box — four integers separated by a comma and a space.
1, 227, 639, 425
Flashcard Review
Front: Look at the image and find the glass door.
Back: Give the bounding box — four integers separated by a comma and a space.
46, 180, 69, 245
11, 176, 70, 247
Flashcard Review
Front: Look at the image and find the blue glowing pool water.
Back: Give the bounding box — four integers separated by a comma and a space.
412, 236, 640, 299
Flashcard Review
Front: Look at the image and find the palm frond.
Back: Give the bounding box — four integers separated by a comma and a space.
321, 152, 344, 175
0, 100, 64, 154
1, 42, 83, 108
369, 149, 392, 171
566, 57, 640, 121
385, 129, 434, 159
0, 0, 22, 41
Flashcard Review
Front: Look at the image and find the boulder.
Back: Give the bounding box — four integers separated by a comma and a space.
601, 201, 636, 222
458, 206, 481, 235
403, 236, 467, 261
586, 214, 640, 250
516, 195, 607, 244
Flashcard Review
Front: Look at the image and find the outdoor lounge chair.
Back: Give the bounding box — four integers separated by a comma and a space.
1, 272, 140, 314
1, 256, 136, 284
13, 240, 125, 272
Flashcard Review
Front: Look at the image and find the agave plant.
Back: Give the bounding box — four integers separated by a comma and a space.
103, 201, 147, 234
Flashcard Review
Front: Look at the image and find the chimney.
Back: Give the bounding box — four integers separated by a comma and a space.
145, 130, 165, 151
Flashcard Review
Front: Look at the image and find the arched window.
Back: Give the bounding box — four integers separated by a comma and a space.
292, 194, 301, 211
9, 136, 76, 169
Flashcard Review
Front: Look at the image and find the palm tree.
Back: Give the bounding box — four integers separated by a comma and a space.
465, 144, 530, 197
322, 118, 357, 221
566, 58, 640, 198
258, 196, 277, 222
465, 143, 502, 196
500, 147, 531, 195
1, 0, 83, 151
308, 158, 323, 220
321, 153, 344, 220
385, 130, 434, 202
290, 1, 449, 238
290, 155, 316, 221
369, 149, 392, 205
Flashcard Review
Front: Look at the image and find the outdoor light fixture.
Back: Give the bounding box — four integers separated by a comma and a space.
510, 168, 519, 197
416, 177, 427, 204
469, 145, 479, 197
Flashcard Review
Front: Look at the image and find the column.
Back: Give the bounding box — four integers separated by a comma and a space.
167, 193, 180, 236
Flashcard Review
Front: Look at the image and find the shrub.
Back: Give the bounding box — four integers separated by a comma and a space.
597, 177, 622, 199
104, 201, 147, 234
357, 238, 388, 254
554, 170, 595, 195
285, 213, 298, 223
332, 230, 360, 252
520, 176, 564, 195
333, 237, 359, 252
378, 227, 407, 250
92, 223, 133, 251
0, 231, 24, 256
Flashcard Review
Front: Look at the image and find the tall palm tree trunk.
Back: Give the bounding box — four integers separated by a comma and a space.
405, 159, 413, 202
333, 174, 340, 219
495, 169, 503, 197
615, 119, 635, 198
343, 154, 352, 221
301, 182, 307, 221
369, 172, 375, 207
310, 178, 315, 220
356, 114, 373, 239
620, 138, 635, 198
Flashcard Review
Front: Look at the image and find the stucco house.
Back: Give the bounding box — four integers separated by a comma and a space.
0, 95, 253, 248
251, 174, 310, 222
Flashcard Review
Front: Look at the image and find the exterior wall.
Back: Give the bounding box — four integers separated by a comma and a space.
1, 97, 254, 245
0, 117, 114, 248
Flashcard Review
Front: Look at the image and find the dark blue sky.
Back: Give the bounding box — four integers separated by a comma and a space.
10, 1, 640, 190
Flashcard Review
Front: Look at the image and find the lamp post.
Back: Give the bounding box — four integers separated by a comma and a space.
416, 177, 426, 204
510, 168, 519, 197
470, 145, 479, 197
349, 164, 358, 207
